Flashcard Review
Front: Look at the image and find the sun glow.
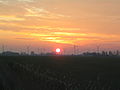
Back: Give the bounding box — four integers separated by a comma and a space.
56, 48, 61, 53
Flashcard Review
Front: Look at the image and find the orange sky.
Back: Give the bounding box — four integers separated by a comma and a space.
0, 0, 120, 53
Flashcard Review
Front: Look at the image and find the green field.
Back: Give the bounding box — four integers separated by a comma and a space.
0, 56, 120, 90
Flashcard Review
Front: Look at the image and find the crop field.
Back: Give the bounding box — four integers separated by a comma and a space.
0, 56, 120, 90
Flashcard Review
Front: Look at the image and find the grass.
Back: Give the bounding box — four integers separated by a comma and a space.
0, 56, 120, 90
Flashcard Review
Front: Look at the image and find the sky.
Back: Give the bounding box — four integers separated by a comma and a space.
0, 0, 120, 53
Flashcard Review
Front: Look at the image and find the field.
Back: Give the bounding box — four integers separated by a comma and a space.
0, 56, 120, 90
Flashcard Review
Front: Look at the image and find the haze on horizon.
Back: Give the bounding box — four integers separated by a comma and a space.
0, 0, 120, 53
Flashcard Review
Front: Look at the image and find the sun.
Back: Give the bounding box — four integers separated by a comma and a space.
56, 48, 61, 53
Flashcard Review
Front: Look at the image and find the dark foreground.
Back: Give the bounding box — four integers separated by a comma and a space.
0, 56, 120, 90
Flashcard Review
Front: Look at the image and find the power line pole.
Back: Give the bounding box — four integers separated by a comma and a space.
96, 45, 100, 53
2, 45, 5, 52
74, 45, 76, 55
74, 45, 79, 55
77, 45, 79, 55
38, 48, 40, 55
26, 46, 30, 55
43, 48, 46, 54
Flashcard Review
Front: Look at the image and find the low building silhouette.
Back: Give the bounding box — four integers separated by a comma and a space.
1, 51, 19, 56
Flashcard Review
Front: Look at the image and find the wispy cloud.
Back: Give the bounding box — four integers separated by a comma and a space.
0, 22, 80, 32
0, 25, 120, 45
17, 0, 34, 2
0, 15, 25, 21
0, 0, 9, 4
27, 31, 120, 45
16, 37, 34, 40
0, 20, 119, 45
25, 7, 70, 19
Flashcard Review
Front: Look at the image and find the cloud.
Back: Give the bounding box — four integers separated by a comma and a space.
26, 26, 80, 31
0, 23, 120, 45
17, 0, 34, 3
0, 15, 25, 21
24, 7, 71, 19
0, 0, 3, 3
0, 21, 80, 32
27, 31, 120, 45
0, 0, 9, 4
16, 37, 34, 40
25, 7, 49, 14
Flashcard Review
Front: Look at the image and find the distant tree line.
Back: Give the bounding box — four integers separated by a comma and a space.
0, 50, 120, 56
83, 50, 120, 56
